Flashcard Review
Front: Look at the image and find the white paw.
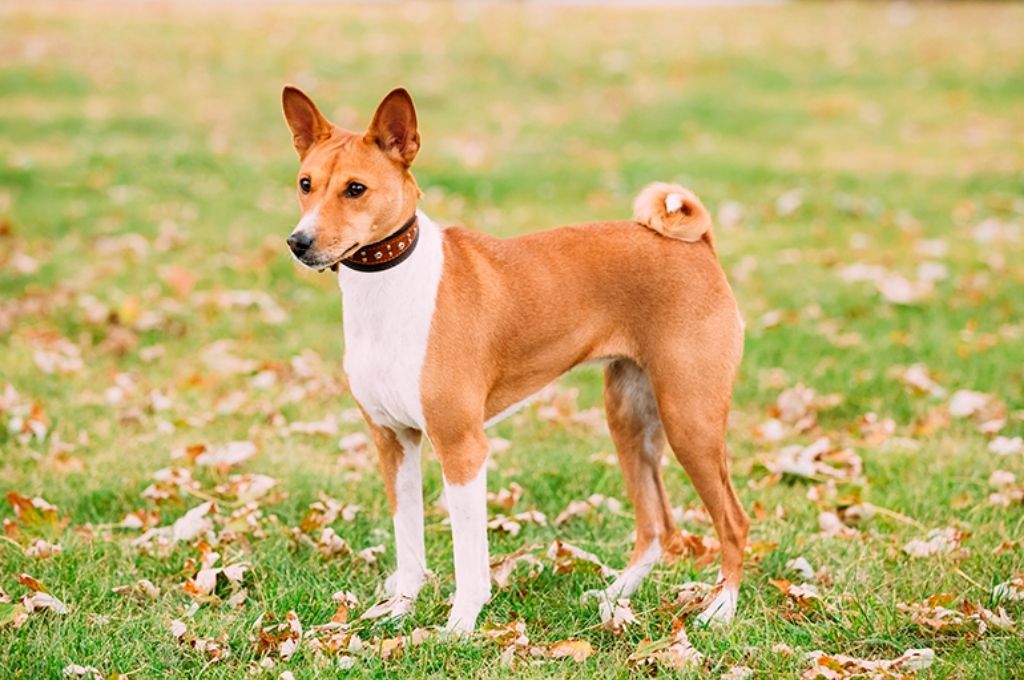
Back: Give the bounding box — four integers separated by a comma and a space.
695, 586, 738, 627
442, 593, 488, 634
442, 609, 479, 635
359, 594, 416, 622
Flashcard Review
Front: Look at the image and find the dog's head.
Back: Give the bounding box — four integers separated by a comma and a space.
282, 87, 422, 271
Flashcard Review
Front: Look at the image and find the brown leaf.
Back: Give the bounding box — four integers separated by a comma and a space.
548, 638, 593, 662
802, 648, 934, 679
491, 545, 544, 589
629, 619, 704, 670
331, 591, 359, 624
546, 540, 617, 579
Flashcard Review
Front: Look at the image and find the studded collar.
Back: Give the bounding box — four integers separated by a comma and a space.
340, 213, 419, 273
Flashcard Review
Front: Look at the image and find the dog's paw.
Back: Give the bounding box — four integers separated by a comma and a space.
438, 618, 476, 637
694, 586, 738, 627
359, 594, 416, 622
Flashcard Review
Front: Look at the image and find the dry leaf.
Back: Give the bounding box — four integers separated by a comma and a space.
898, 594, 1014, 635
112, 579, 161, 602
548, 638, 594, 662
599, 598, 638, 634
802, 647, 934, 678
553, 494, 623, 525
902, 527, 969, 559
993, 575, 1024, 602
787, 557, 816, 581
61, 663, 101, 679
488, 510, 547, 536
192, 440, 257, 470
989, 436, 1023, 456
491, 544, 544, 589
546, 540, 617, 579
488, 482, 523, 511
770, 578, 822, 609
629, 620, 704, 670
331, 591, 359, 624
253, 611, 303, 660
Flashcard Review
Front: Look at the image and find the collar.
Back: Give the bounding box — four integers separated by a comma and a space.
339, 213, 419, 273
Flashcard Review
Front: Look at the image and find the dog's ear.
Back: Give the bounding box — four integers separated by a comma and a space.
366, 88, 420, 166
282, 85, 332, 159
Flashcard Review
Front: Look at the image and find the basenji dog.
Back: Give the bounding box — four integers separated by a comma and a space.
282, 86, 748, 633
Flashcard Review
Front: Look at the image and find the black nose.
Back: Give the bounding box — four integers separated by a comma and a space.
287, 232, 313, 257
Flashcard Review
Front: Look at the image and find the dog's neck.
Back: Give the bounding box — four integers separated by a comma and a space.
340, 212, 419, 273
336, 210, 443, 294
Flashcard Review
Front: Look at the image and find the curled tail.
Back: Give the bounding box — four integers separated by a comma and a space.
632, 182, 714, 248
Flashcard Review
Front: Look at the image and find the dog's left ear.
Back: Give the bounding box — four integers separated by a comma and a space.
366, 88, 420, 166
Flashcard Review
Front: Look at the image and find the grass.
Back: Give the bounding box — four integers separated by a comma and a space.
1, 1, 1023, 677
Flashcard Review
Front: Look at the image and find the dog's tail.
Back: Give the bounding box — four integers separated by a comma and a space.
632, 182, 713, 248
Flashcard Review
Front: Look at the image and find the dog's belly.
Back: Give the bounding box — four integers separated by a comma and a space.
339, 212, 444, 432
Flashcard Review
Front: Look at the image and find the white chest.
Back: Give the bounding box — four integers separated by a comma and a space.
338, 212, 444, 432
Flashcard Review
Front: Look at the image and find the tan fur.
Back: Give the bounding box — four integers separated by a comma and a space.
282, 86, 421, 270
284, 87, 749, 599
632, 181, 713, 245
360, 404, 420, 512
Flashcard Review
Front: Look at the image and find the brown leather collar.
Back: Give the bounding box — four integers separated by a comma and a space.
339, 213, 419, 273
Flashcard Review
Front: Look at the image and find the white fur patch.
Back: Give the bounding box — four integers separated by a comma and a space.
392, 433, 428, 596
696, 585, 738, 626
292, 203, 320, 239
339, 211, 444, 431
598, 538, 661, 601
443, 464, 491, 633
664, 193, 683, 213
362, 434, 428, 623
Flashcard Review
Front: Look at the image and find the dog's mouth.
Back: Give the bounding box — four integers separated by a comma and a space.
309, 242, 361, 273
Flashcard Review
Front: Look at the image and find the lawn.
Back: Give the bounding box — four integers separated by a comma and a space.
1, 1, 1023, 677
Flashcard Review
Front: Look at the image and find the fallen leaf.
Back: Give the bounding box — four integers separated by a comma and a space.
554, 494, 623, 525
112, 579, 161, 602
491, 544, 544, 589
599, 598, 638, 634
787, 557, 816, 581
902, 527, 969, 559
488, 510, 547, 536
629, 619, 704, 670
546, 540, 617, 579
802, 648, 934, 678
61, 663, 101, 679
989, 436, 1023, 456
331, 591, 359, 624
192, 440, 257, 470
548, 638, 593, 662
488, 482, 523, 511
993, 575, 1024, 602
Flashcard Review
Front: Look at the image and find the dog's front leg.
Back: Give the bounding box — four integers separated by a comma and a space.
360, 425, 428, 621
435, 428, 491, 633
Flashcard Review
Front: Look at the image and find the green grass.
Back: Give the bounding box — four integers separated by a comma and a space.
2, 1, 1023, 677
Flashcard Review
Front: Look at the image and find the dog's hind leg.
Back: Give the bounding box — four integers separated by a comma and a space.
587, 359, 679, 606
649, 359, 749, 626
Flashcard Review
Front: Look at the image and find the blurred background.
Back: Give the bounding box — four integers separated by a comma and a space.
1, 1, 1022, 677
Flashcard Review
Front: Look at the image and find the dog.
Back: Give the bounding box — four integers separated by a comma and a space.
282, 86, 748, 633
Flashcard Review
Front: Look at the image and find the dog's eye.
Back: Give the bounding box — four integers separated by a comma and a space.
345, 182, 367, 198
299, 177, 311, 194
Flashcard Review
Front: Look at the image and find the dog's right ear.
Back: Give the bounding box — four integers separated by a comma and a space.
282, 85, 332, 159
